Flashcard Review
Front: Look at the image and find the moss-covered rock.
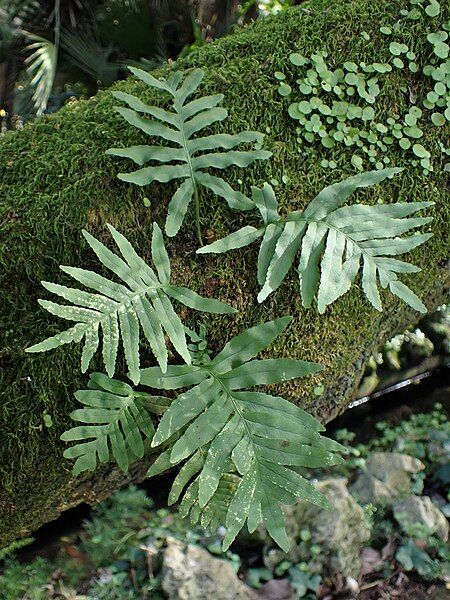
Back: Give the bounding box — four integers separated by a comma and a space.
0, 0, 448, 546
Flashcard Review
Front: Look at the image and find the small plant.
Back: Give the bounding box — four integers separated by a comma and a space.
58, 318, 345, 550
107, 67, 271, 243
199, 168, 432, 312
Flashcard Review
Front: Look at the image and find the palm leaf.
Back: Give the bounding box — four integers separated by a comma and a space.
26, 223, 236, 383
141, 317, 345, 551
61, 372, 169, 475
106, 67, 271, 238
23, 31, 57, 115
198, 168, 433, 313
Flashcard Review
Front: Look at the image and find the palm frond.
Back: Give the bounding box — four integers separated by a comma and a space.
59, 28, 121, 87
23, 31, 57, 115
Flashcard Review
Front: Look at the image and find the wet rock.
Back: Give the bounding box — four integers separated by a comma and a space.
267, 477, 371, 579
360, 547, 384, 575
350, 452, 425, 504
162, 537, 253, 600
255, 579, 296, 600
393, 496, 449, 542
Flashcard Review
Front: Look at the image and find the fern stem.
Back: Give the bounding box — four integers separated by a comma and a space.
194, 185, 203, 246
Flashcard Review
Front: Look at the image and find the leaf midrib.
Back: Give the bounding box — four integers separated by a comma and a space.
280, 213, 380, 264
173, 98, 199, 199
208, 369, 263, 490
78, 281, 162, 328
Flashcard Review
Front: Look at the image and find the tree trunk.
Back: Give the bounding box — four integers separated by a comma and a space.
0, 0, 448, 549
0, 51, 19, 130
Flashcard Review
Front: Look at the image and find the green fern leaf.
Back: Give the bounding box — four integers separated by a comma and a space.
61, 372, 169, 475
180, 473, 240, 532
106, 67, 272, 237
26, 223, 236, 383
141, 317, 345, 551
198, 169, 433, 313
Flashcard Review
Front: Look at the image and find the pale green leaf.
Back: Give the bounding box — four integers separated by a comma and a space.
109, 68, 270, 236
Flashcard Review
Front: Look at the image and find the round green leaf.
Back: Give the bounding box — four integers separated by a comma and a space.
412, 143, 430, 158
321, 136, 335, 148
289, 53, 308, 67
372, 63, 392, 73
278, 83, 292, 97
434, 82, 447, 96
299, 83, 313, 94
389, 42, 408, 56
433, 42, 449, 60
431, 112, 445, 126
298, 100, 312, 114
425, 2, 440, 17
288, 103, 302, 119
343, 62, 358, 72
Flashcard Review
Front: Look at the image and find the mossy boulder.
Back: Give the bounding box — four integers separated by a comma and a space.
0, 0, 448, 547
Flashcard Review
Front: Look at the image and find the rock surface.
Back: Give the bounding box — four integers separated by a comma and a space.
393, 495, 449, 541
264, 477, 371, 579
162, 537, 253, 600
350, 452, 425, 504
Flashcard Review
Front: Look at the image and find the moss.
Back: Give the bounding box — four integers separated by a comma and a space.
0, 0, 448, 546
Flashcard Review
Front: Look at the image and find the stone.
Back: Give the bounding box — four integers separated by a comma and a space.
350, 452, 425, 504
161, 537, 253, 600
393, 496, 449, 542
255, 579, 296, 600
272, 477, 371, 579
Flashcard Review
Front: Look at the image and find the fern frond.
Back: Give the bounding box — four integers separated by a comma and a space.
61, 372, 169, 475
198, 168, 433, 314
106, 67, 272, 238
141, 317, 345, 551
180, 473, 240, 532
26, 223, 235, 383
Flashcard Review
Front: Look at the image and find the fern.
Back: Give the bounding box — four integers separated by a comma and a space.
26, 223, 235, 383
198, 168, 433, 313
106, 67, 272, 242
141, 317, 345, 551
61, 372, 169, 475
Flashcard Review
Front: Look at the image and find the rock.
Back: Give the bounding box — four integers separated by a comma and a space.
255, 579, 296, 600
350, 452, 425, 504
360, 547, 384, 576
162, 537, 253, 600
284, 477, 371, 579
393, 496, 449, 542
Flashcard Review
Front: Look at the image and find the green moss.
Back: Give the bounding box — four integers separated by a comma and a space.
0, 0, 448, 546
